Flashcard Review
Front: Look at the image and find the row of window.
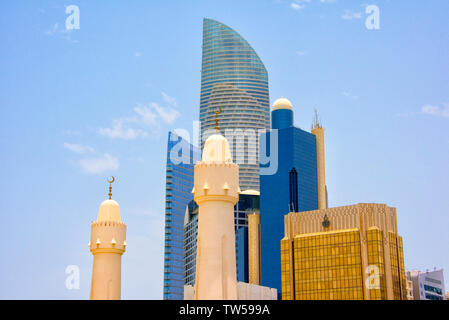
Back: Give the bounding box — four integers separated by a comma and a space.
296, 289, 364, 300
295, 278, 363, 291
424, 284, 443, 295
294, 266, 363, 280
294, 244, 361, 257
295, 232, 360, 247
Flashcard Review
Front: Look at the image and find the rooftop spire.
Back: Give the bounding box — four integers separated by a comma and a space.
312, 108, 322, 130
107, 176, 115, 200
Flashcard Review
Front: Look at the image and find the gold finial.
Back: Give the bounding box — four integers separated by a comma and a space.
107, 176, 115, 200
214, 106, 222, 131
322, 214, 330, 229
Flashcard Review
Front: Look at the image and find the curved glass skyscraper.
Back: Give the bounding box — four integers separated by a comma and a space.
200, 18, 270, 191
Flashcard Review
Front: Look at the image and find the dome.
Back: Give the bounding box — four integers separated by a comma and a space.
202, 134, 232, 163
240, 189, 260, 196
97, 199, 121, 223
272, 97, 293, 111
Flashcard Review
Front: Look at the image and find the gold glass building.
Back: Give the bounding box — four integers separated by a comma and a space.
248, 212, 261, 285
281, 203, 407, 300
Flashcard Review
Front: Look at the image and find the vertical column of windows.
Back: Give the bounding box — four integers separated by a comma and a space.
280, 239, 292, 300
366, 228, 386, 299
388, 232, 402, 300
397, 236, 407, 300
289, 168, 298, 212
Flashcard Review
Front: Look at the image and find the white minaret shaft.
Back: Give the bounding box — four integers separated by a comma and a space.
89, 179, 126, 300
193, 133, 239, 300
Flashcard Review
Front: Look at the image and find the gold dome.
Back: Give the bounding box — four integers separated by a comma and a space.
240, 189, 260, 195
273, 97, 293, 111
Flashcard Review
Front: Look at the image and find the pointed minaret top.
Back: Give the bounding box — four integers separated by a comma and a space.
96, 176, 121, 223
107, 176, 115, 200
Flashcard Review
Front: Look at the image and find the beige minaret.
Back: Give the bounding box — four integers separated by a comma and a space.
193, 109, 239, 299
311, 110, 327, 209
89, 177, 126, 300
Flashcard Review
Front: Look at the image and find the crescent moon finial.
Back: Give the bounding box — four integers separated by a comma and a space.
107, 176, 115, 199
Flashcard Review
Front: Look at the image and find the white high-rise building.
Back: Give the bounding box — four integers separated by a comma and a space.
406, 269, 446, 300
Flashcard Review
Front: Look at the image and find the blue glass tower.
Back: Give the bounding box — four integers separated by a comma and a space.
163, 131, 200, 300
199, 18, 270, 191
260, 98, 319, 297
236, 226, 249, 283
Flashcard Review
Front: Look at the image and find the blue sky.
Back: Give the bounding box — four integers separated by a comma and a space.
0, 0, 448, 299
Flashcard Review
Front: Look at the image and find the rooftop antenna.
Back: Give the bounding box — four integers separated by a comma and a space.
107, 176, 115, 200
312, 108, 322, 130
214, 106, 222, 132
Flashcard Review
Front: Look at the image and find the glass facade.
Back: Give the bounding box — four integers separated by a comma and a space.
424, 285, 443, 295
236, 226, 249, 283
163, 131, 200, 300
280, 239, 292, 299
260, 126, 319, 296
367, 228, 386, 299
183, 193, 260, 286
183, 200, 198, 286
389, 232, 407, 300
200, 18, 270, 191
281, 226, 408, 300
293, 230, 364, 300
